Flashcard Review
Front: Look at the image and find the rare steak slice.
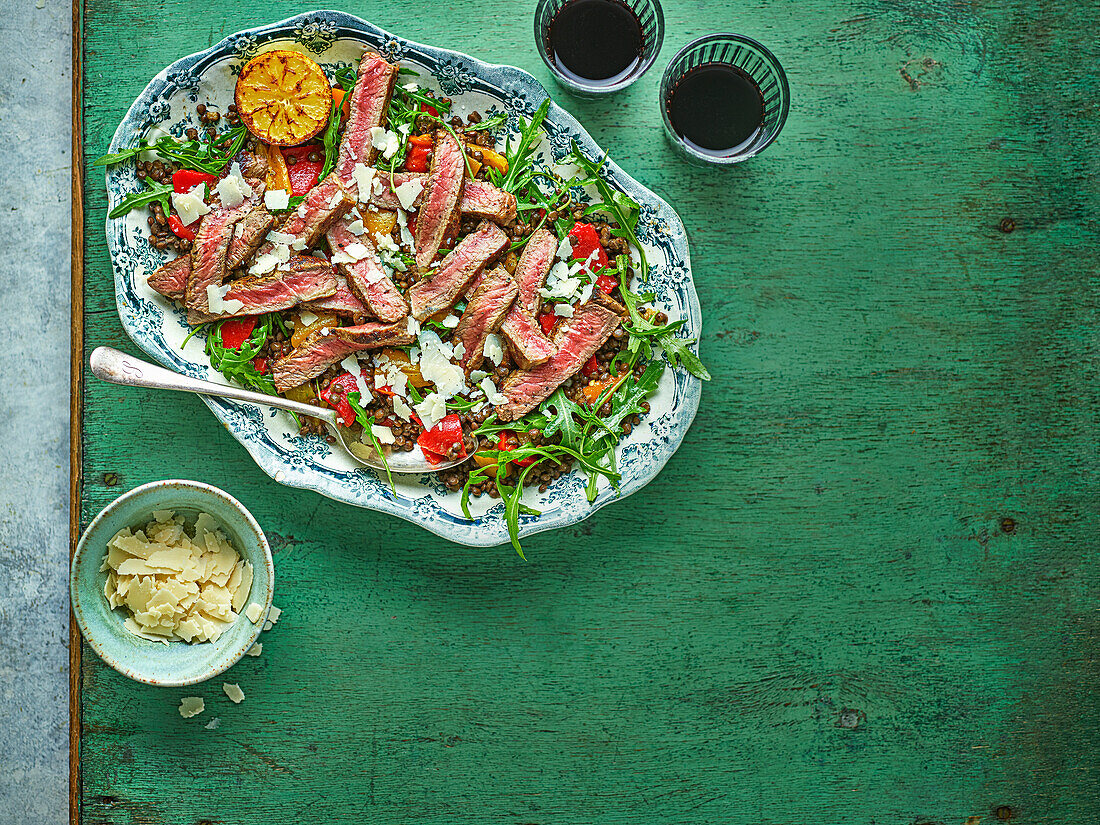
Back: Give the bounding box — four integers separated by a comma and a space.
457, 178, 518, 225
496, 300, 621, 421
499, 228, 557, 367
413, 131, 465, 269
188, 256, 338, 324
301, 272, 369, 318
500, 306, 556, 370
226, 205, 276, 270
407, 221, 509, 321
511, 228, 557, 313
185, 199, 253, 313
370, 173, 517, 225
272, 320, 415, 391
326, 217, 408, 322
335, 52, 398, 181
255, 175, 355, 259
147, 255, 190, 301
453, 266, 518, 372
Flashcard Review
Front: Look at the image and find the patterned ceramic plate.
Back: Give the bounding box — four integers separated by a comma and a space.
105, 10, 702, 547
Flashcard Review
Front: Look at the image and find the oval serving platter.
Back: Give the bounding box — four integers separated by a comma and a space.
104, 10, 702, 547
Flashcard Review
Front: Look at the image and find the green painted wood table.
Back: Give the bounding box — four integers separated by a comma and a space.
73, 1, 1099, 822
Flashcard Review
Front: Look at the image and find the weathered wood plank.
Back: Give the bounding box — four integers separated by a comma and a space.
78, 0, 1100, 822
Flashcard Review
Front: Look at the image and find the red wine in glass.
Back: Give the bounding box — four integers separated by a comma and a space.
666, 63, 765, 156
547, 0, 644, 87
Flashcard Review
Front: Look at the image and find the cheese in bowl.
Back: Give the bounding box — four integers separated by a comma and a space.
101, 510, 255, 644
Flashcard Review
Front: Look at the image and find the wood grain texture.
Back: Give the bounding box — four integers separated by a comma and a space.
77, 1, 1100, 823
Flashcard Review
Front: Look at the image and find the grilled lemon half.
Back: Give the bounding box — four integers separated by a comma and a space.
234, 50, 332, 146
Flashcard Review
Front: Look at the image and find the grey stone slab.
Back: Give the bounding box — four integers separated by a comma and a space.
0, 0, 72, 820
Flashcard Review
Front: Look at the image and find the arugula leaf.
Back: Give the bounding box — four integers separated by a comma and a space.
319, 96, 345, 181
347, 391, 396, 496
96, 126, 247, 175
108, 178, 173, 219
464, 112, 508, 132
539, 389, 584, 451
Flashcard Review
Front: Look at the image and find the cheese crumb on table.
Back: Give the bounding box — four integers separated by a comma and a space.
223, 683, 245, 704
100, 511, 254, 644
179, 697, 205, 718
204, 717, 221, 730
267, 605, 282, 624
245, 643, 262, 657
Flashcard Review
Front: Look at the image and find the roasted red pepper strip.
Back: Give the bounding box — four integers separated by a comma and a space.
281, 145, 324, 196
404, 135, 433, 173
252, 356, 268, 375
172, 168, 217, 194
218, 316, 257, 349
537, 311, 556, 336
417, 414, 467, 463
581, 355, 600, 378
497, 431, 536, 468
568, 222, 609, 271
419, 102, 440, 118
595, 273, 619, 294
167, 214, 197, 241
405, 146, 430, 173
320, 372, 361, 428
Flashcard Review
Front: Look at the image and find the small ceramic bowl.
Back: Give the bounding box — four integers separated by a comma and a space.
71, 479, 273, 686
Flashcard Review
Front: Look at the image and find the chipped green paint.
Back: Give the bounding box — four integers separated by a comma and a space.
78, 1, 1100, 823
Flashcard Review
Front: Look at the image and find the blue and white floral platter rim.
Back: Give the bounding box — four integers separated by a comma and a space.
105, 10, 702, 548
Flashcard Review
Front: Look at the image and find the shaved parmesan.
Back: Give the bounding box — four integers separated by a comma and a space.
171, 184, 210, 227
204, 717, 221, 730
245, 603, 265, 624
554, 303, 575, 318
346, 218, 367, 236
179, 697, 205, 718
102, 513, 253, 644
298, 310, 319, 327
223, 683, 245, 704
246, 643, 262, 657
556, 234, 574, 260
371, 424, 396, 444
248, 252, 280, 276
394, 177, 424, 210
441, 314, 460, 329
414, 393, 448, 432
352, 163, 377, 201
215, 163, 252, 208
264, 188, 290, 211
266, 229, 297, 245
484, 334, 505, 366
392, 396, 413, 422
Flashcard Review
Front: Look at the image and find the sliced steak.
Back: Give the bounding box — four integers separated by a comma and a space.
186, 199, 253, 312
370, 173, 517, 225
500, 306, 556, 369
227, 205, 275, 270
257, 175, 355, 257
458, 178, 519, 224
453, 267, 518, 372
407, 221, 509, 321
188, 256, 338, 324
301, 272, 369, 318
147, 255, 189, 301
496, 301, 621, 421
512, 228, 556, 313
497, 228, 557, 367
326, 216, 408, 322
335, 52, 398, 181
272, 320, 415, 391
413, 131, 465, 269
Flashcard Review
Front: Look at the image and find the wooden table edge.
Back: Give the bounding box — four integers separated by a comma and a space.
69, 1, 84, 823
